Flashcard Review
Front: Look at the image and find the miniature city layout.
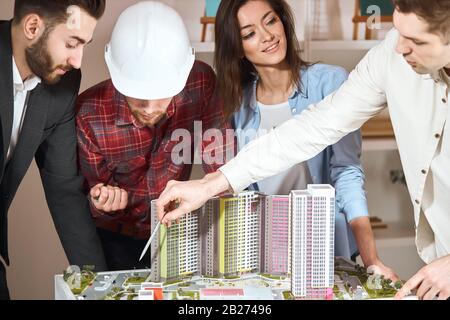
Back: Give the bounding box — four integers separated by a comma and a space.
56, 185, 410, 300
56, 257, 407, 300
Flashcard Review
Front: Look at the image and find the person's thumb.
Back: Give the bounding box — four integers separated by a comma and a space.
90, 183, 104, 199
162, 205, 191, 225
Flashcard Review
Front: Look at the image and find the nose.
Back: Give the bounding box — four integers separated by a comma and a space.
261, 26, 275, 43
68, 47, 83, 69
140, 100, 159, 112
395, 36, 412, 56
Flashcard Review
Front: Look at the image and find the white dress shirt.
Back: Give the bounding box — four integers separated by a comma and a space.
220, 29, 450, 263
8, 57, 41, 163
422, 69, 450, 259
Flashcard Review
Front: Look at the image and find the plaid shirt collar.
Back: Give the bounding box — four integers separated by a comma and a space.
114, 88, 193, 128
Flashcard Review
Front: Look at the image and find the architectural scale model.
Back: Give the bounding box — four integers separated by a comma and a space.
332, 257, 407, 300
56, 184, 410, 300
148, 184, 335, 299
55, 257, 409, 300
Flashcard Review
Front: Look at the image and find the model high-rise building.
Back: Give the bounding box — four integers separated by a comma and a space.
199, 197, 220, 277
262, 195, 291, 276
150, 201, 201, 282
200, 192, 264, 277
291, 185, 335, 300
151, 191, 264, 281
219, 192, 262, 277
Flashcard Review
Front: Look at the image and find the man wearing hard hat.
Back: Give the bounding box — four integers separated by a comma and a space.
75, 1, 233, 270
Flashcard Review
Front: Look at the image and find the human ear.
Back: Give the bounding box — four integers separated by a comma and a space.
22, 14, 45, 41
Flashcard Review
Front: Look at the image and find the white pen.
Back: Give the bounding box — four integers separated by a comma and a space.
139, 221, 160, 261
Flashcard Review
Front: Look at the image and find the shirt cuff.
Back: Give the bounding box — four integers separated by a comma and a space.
219, 161, 252, 193
343, 198, 369, 222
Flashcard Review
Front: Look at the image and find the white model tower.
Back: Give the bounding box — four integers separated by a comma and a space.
291, 185, 335, 299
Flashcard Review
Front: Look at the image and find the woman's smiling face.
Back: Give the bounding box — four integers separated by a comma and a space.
238, 0, 288, 68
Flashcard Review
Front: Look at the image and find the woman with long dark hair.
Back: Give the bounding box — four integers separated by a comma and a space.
215, 0, 397, 279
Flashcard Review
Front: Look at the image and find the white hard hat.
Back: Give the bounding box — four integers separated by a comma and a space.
105, 1, 195, 100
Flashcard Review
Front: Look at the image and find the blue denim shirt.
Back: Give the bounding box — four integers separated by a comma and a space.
233, 64, 369, 257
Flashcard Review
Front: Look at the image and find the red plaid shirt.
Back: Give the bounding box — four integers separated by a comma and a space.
76, 61, 234, 239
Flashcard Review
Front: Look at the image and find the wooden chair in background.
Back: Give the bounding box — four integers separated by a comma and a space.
200, 15, 216, 42
200, 0, 221, 42
352, 0, 394, 40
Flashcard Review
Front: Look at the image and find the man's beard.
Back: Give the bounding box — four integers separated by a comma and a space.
25, 29, 72, 85
131, 110, 166, 128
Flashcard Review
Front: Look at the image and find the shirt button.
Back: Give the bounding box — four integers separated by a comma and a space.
435, 133, 441, 139
421, 169, 427, 174
442, 98, 447, 104
292, 108, 297, 114
415, 199, 420, 205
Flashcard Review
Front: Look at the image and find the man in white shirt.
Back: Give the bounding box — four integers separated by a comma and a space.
156, 0, 450, 300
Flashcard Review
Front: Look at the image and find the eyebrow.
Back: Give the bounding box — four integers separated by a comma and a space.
241, 11, 274, 30
70, 36, 93, 45
403, 35, 428, 43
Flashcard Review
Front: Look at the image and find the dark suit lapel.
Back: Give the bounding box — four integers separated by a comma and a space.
18, 84, 49, 150
0, 21, 14, 170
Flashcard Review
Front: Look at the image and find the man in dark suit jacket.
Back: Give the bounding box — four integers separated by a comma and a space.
0, 0, 107, 300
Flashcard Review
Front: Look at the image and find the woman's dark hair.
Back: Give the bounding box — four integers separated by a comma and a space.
13, 0, 106, 25
215, 0, 308, 119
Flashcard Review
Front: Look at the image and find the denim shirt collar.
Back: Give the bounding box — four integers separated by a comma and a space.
245, 67, 309, 113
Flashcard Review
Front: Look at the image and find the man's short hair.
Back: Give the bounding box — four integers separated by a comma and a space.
393, 0, 450, 40
13, 0, 106, 26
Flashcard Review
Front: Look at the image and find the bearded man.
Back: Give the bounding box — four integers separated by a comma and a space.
0, 0, 107, 300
